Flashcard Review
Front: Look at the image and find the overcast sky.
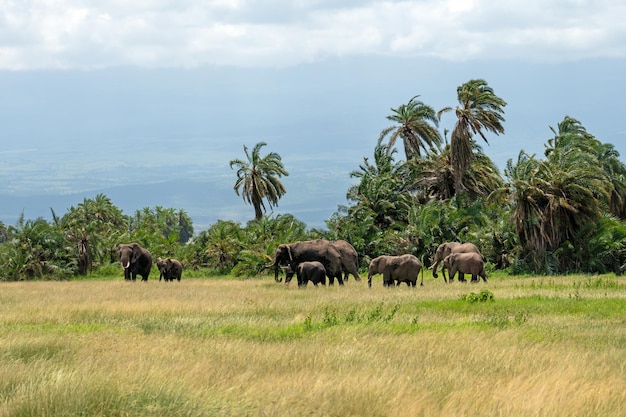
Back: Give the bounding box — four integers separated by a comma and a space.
3, 0, 626, 70
2, 1, 626, 227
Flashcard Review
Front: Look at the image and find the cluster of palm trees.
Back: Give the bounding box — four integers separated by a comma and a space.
0, 195, 195, 280
2, 78, 625, 280
329, 79, 626, 274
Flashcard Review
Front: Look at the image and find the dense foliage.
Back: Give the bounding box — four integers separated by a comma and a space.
2, 80, 626, 280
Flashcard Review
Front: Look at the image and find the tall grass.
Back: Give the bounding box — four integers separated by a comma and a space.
1, 275, 625, 416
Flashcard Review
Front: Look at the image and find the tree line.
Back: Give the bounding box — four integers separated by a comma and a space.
1, 78, 625, 280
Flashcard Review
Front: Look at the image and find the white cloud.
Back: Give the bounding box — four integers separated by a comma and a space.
1, 0, 625, 70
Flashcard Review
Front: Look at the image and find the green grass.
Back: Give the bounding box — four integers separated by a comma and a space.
1, 275, 625, 416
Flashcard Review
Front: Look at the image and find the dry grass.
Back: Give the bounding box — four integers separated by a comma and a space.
1, 275, 625, 416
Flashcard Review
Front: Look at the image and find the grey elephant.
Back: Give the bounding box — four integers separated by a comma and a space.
367, 254, 423, 288
285, 261, 326, 287
156, 257, 183, 282
430, 242, 481, 283
331, 239, 361, 281
443, 252, 487, 283
268, 239, 344, 285
117, 243, 152, 281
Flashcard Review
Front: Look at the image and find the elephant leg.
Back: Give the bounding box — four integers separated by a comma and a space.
336, 273, 345, 286
471, 274, 478, 283
383, 272, 391, 287
458, 272, 466, 283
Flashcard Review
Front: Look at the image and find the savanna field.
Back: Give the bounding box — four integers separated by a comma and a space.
1, 273, 625, 417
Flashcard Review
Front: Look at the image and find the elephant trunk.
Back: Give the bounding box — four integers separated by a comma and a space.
274, 263, 282, 283
430, 261, 440, 278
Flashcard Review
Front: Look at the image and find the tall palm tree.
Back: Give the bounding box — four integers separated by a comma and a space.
230, 142, 289, 221
546, 116, 626, 219
379, 95, 443, 160
408, 142, 504, 203
493, 142, 608, 272
447, 79, 507, 192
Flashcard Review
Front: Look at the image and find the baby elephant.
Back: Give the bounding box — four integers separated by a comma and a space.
156, 257, 183, 282
443, 252, 486, 283
368, 254, 423, 288
285, 261, 326, 287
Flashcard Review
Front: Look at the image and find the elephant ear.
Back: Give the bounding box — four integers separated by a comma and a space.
131, 243, 142, 260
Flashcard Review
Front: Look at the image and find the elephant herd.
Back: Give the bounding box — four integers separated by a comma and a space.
115, 240, 487, 287
116, 243, 182, 282
269, 239, 487, 288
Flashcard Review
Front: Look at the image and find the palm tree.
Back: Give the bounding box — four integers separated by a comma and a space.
408, 142, 503, 203
230, 142, 289, 221
546, 116, 626, 219
379, 95, 443, 160
447, 79, 507, 192
493, 141, 608, 273
61, 194, 127, 273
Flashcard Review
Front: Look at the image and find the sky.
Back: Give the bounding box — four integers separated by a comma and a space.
1, 0, 626, 229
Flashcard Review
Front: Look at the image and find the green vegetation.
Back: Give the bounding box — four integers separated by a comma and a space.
229, 141, 289, 221
1, 276, 624, 416
1, 79, 626, 281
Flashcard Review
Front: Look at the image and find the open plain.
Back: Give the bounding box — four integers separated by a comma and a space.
1, 274, 625, 416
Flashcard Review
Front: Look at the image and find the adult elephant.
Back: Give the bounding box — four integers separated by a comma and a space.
285, 261, 326, 287
430, 242, 481, 283
331, 239, 361, 282
117, 243, 152, 281
269, 239, 344, 285
367, 254, 423, 288
443, 252, 487, 283
156, 257, 183, 282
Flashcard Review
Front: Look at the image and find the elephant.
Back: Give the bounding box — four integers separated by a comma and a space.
367, 254, 423, 288
285, 261, 326, 287
443, 252, 487, 283
156, 257, 183, 282
268, 239, 344, 285
430, 242, 481, 283
331, 240, 361, 281
117, 243, 152, 281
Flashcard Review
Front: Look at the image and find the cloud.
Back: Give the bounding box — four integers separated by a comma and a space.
1, 0, 625, 70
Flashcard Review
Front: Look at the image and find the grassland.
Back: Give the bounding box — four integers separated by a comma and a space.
1, 274, 625, 416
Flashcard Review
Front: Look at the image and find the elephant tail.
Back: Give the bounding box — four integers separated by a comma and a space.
419, 263, 424, 286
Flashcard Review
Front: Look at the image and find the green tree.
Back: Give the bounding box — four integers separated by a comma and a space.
495, 139, 608, 273
60, 194, 127, 274
230, 142, 289, 221
546, 116, 626, 219
128, 206, 194, 257
379, 95, 443, 160
408, 142, 503, 203
446, 79, 507, 193
0, 215, 74, 280
332, 142, 414, 260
